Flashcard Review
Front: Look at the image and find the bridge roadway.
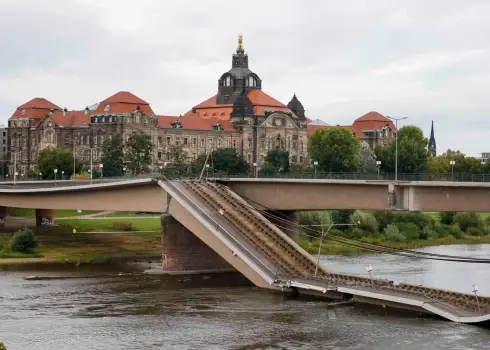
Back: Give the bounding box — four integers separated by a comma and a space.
1, 177, 490, 323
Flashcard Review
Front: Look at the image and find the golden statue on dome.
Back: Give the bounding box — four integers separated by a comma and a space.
238, 34, 244, 51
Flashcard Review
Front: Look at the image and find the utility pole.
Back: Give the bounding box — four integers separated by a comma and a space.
387, 116, 407, 181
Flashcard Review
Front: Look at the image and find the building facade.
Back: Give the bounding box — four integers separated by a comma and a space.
7, 37, 396, 177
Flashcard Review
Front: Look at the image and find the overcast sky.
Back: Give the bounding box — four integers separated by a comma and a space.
1, 0, 489, 156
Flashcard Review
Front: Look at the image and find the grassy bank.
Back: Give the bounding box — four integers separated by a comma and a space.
0, 217, 161, 263
299, 235, 490, 255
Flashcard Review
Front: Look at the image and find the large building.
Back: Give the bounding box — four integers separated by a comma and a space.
7, 37, 396, 177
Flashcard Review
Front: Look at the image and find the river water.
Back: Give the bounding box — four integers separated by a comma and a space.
1, 244, 490, 350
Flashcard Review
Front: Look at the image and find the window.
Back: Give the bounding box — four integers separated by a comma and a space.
3, 132, 5, 137
247, 76, 257, 87
93, 117, 98, 123
200, 138, 205, 147
94, 135, 98, 145
217, 139, 221, 148
158, 152, 162, 160
93, 150, 97, 160
112, 117, 116, 123
87, 135, 90, 145
223, 75, 232, 87
175, 137, 180, 146
135, 115, 140, 123
232, 139, 237, 148
260, 139, 265, 149
192, 138, 197, 147
224, 95, 230, 102
299, 156, 303, 163
104, 104, 110, 112
100, 135, 104, 145
248, 154, 251, 162
184, 137, 188, 146
166, 136, 171, 145
293, 141, 297, 151
158, 137, 162, 145
81, 135, 85, 145
248, 139, 252, 148
225, 139, 230, 148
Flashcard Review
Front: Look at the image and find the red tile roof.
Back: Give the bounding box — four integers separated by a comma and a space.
94, 103, 154, 115
50, 111, 91, 127
101, 91, 149, 105
17, 97, 61, 110
353, 111, 396, 131
247, 89, 286, 107
157, 115, 180, 128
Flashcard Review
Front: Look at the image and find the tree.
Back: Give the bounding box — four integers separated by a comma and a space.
124, 133, 153, 175
167, 144, 188, 174
265, 149, 290, 172
359, 141, 377, 173
375, 125, 428, 174
101, 136, 124, 177
308, 128, 361, 172
191, 148, 248, 175
38, 148, 76, 179
427, 149, 484, 175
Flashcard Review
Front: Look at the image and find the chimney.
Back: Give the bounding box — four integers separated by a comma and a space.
63, 107, 68, 116
84, 106, 89, 115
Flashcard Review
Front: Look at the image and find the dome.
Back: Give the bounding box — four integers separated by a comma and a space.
287, 94, 305, 119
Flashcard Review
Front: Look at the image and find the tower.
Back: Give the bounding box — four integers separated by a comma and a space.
216, 35, 262, 104
428, 120, 436, 156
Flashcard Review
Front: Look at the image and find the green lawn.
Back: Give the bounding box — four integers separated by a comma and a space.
57, 218, 161, 232
101, 211, 162, 218
12, 208, 101, 218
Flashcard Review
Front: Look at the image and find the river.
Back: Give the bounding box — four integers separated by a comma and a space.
1, 244, 489, 349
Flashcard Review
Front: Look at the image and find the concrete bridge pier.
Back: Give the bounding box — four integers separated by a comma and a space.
160, 215, 233, 274
35, 209, 55, 227
265, 210, 299, 243
0, 206, 6, 227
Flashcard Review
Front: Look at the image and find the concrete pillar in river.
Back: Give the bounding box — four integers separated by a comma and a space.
0, 206, 6, 227
35, 209, 55, 227
160, 215, 232, 273
265, 210, 300, 243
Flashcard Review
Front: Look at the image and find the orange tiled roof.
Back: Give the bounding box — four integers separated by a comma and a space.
167, 113, 235, 131
353, 111, 396, 131
17, 97, 61, 111
49, 111, 91, 127
101, 91, 149, 105
247, 89, 286, 107
157, 115, 180, 128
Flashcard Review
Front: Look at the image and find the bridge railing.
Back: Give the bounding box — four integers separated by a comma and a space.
4, 172, 490, 183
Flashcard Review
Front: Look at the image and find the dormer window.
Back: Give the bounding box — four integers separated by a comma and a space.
223, 76, 232, 87
171, 121, 182, 129
247, 76, 257, 87
93, 117, 98, 123
21, 109, 26, 115
213, 123, 224, 131
104, 104, 110, 112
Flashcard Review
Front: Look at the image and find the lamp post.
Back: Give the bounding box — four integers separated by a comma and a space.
123, 167, 126, 177
376, 160, 381, 180
100, 163, 103, 181
253, 162, 257, 178
313, 161, 318, 179
61, 170, 64, 180
39, 172, 42, 181
450, 160, 455, 181
366, 264, 374, 290
54, 168, 58, 185
205, 163, 210, 178
387, 116, 408, 181
472, 285, 481, 315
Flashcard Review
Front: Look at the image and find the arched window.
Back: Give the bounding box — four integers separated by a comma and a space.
223, 76, 232, 87
247, 76, 256, 87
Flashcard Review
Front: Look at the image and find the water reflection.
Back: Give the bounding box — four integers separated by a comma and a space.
1, 245, 490, 349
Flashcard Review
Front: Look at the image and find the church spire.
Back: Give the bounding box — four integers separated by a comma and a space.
237, 34, 244, 53
428, 120, 436, 156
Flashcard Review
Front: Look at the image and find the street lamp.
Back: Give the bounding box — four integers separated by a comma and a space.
61, 170, 64, 180
387, 116, 408, 181
39, 172, 42, 181
366, 264, 374, 290
54, 168, 58, 184
253, 162, 257, 178
313, 161, 318, 179
450, 160, 456, 180
123, 167, 126, 176
376, 160, 381, 180
14, 172, 18, 186
100, 163, 104, 181
472, 285, 481, 315
205, 163, 210, 178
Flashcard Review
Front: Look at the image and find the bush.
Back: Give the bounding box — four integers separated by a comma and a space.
373, 210, 396, 231
394, 212, 429, 229
466, 227, 484, 237
9, 228, 38, 253
439, 212, 456, 225
112, 221, 134, 231
0, 341, 6, 350
331, 210, 354, 231
395, 222, 420, 240
350, 211, 378, 233
349, 227, 368, 239
422, 225, 440, 240
454, 212, 483, 232
447, 225, 465, 239
383, 224, 406, 242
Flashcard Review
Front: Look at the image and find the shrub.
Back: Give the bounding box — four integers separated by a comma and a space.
0, 341, 6, 350
112, 221, 134, 231
439, 212, 456, 225
9, 228, 38, 253
350, 211, 378, 233
422, 225, 440, 240
395, 222, 420, 240
373, 210, 396, 231
454, 212, 483, 232
394, 212, 429, 229
447, 225, 465, 239
349, 227, 367, 239
466, 227, 484, 237
383, 224, 406, 242
331, 210, 354, 231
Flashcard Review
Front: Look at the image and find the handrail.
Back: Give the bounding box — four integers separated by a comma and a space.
159, 178, 278, 281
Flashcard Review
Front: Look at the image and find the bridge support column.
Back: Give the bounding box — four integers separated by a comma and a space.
161, 215, 232, 273
265, 210, 299, 243
0, 206, 6, 227
35, 209, 55, 227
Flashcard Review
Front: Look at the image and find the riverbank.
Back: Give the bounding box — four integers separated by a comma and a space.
300, 235, 490, 255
